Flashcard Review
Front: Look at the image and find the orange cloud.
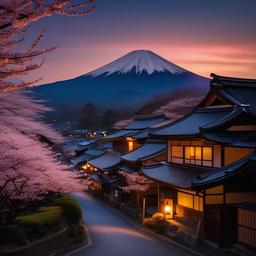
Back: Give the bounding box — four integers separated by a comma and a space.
26, 42, 256, 84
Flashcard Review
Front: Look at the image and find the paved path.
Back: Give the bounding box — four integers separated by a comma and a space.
68, 192, 190, 256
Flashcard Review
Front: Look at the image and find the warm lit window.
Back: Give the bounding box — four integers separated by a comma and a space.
178, 192, 203, 212
171, 146, 183, 164
171, 146, 183, 157
170, 143, 213, 167
178, 192, 193, 209
128, 141, 134, 151
184, 146, 212, 166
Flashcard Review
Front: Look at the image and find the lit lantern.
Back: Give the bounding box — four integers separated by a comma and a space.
165, 203, 170, 215
164, 201, 173, 219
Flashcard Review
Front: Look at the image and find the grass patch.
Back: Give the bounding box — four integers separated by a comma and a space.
15, 206, 62, 231
1, 195, 86, 250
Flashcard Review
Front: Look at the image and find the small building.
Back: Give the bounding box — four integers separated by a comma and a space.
103, 114, 166, 153
118, 140, 167, 212
86, 151, 122, 200
70, 148, 106, 169
143, 74, 256, 249
60, 139, 95, 158
121, 140, 166, 166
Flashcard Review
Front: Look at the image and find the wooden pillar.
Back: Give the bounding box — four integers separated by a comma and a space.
221, 145, 225, 167
157, 184, 160, 212
142, 197, 146, 224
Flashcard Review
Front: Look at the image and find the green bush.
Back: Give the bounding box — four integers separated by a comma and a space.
52, 195, 86, 242
67, 224, 86, 243
0, 225, 27, 246
53, 195, 82, 225
15, 206, 62, 231
144, 215, 169, 234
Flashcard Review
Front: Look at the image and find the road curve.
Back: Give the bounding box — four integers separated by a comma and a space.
68, 192, 189, 256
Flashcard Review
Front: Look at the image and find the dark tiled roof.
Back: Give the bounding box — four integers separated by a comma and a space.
201, 106, 243, 130
86, 149, 107, 157
124, 114, 166, 130
88, 172, 120, 185
71, 154, 93, 165
70, 149, 106, 165
78, 140, 93, 146
142, 163, 206, 189
118, 164, 139, 173
131, 129, 150, 139
151, 107, 233, 138
88, 152, 121, 171
103, 114, 166, 141
202, 74, 256, 115
204, 131, 256, 148
192, 152, 256, 188
121, 142, 166, 162
103, 129, 139, 140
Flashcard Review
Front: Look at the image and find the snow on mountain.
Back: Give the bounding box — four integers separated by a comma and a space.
86, 50, 189, 77
33, 50, 209, 125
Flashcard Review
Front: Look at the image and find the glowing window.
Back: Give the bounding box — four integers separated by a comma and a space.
203, 147, 212, 161
185, 146, 212, 166
128, 141, 134, 151
171, 146, 183, 158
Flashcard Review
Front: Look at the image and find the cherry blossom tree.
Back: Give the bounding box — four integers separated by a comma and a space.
0, 0, 95, 215
119, 171, 153, 192
0, 0, 95, 92
0, 92, 93, 211
119, 171, 153, 210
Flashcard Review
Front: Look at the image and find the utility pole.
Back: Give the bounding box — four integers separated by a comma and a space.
142, 197, 146, 224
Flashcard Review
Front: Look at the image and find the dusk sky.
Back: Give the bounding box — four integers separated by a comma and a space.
25, 0, 256, 84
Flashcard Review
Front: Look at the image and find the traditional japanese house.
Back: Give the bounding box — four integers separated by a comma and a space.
117, 140, 167, 212
60, 141, 90, 158
86, 151, 122, 199
142, 74, 256, 249
89, 115, 168, 208
192, 152, 256, 249
103, 114, 166, 153
70, 148, 106, 169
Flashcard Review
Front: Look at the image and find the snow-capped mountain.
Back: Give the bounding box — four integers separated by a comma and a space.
33, 50, 209, 124
86, 50, 188, 77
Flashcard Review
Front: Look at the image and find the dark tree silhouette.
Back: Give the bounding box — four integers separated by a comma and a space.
102, 109, 118, 130
79, 103, 100, 130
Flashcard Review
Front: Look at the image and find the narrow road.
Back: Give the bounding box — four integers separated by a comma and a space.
68, 192, 190, 256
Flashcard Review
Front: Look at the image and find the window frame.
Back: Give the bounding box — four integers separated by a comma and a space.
170, 144, 214, 167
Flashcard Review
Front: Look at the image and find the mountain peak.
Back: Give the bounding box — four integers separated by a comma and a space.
86, 50, 189, 77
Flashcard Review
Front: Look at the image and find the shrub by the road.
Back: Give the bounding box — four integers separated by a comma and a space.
0, 195, 85, 249
53, 195, 85, 242
53, 195, 82, 225
144, 214, 169, 234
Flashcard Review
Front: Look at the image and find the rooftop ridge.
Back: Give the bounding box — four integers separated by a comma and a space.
211, 73, 256, 87
150, 106, 234, 135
